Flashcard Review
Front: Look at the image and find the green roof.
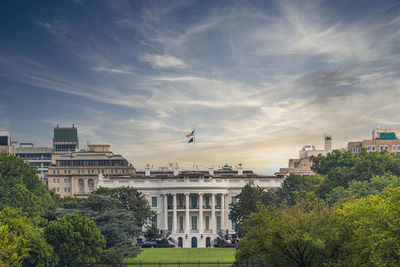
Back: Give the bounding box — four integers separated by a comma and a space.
54, 128, 78, 141
379, 132, 396, 140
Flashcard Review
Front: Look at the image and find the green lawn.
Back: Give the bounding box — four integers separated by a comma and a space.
125, 248, 235, 266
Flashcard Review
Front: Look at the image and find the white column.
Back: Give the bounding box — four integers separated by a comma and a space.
221, 194, 225, 230
185, 193, 190, 234
164, 194, 168, 231
199, 193, 203, 234
211, 193, 216, 233
172, 193, 177, 234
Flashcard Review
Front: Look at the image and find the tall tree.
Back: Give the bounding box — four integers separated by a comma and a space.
236, 202, 340, 267
228, 184, 266, 237
44, 214, 106, 265
94, 186, 155, 228
0, 154, 57, 220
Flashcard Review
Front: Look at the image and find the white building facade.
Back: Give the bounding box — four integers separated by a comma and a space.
97, 164, 282, 248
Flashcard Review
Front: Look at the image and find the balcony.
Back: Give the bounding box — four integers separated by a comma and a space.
190, 229, 199, 233
190, 205, 198, 209
177, 229, 185, 233
177, 205, 185, 209
203, 205, 211, 209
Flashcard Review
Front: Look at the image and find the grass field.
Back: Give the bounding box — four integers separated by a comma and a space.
125, 248, 236, 266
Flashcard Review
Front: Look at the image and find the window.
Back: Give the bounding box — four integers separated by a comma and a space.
68, 170, 71, 174
372, 145, 376, 151
192, 216, 197, 230
78, 179, 84, 193
52, 170, 55, 174
111, 169, 114, 174
367, 145, 370, 151
167, 196, 173, 208
398, 145, 400, 151
179, 216, 184, 230
88, 179, 94, 193
64, 170, 67, 174
91, 170, 95, 174
380, 145, 384, 151
191, 196, 197, 208
231, 196, 237, 204
56, 179, 60, 183
64, 179, 68, 183
64, 188, 68, 192
216, 196, 222, 207
78, 169, 80, 174
205, 197, 210, 207
168, 216, 172, 231
217, 216, 221, 230
57, 170, 60, 174
152, 216, 157, 228
87, 170, 90, 174
152, 197, 157, 208
56, 188, 60, 192
385, 145, 388, 150
352, 147, 356, 153
357, 147, 361, 153
53, 179, 56, 183
393, 145, 396, 151
205, 216, 209, 230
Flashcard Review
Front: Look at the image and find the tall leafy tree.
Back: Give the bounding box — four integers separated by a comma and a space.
229, 184, 266, 237
44, 214, 106, 265
93, 186, 155, 228
0, 207, 58, 267
333, 187, 400, 266
0, 154, 57, 220
236, 202, 340, 267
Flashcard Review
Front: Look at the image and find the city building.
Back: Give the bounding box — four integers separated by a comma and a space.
15, 143, 53, 182
348, 128, 400, 154
0, 131, 13, 154
53, 125, 79, 154
48, 144, 135, 197
275, 135, 333, 177
97, 163, 282, 248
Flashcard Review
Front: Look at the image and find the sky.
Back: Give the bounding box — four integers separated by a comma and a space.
0, 0, 399, 174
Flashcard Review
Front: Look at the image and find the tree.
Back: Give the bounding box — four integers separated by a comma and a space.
0, 207, 57, 267
0, 154, 57, 220
333, 187, 400, 266
229, 184, 266, 237
0, 223, 29, 266
144, 224, 159, 241
236, 202, 340, 267
79, 194, 141, 258
44, 214, 105, 265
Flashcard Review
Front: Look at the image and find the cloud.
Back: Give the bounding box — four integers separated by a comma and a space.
139, 54, 186, 68
92, 66, 133, 74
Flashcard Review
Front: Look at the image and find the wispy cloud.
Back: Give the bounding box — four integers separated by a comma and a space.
139, 54, 186, 68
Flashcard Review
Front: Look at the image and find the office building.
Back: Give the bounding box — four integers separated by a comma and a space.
0, 131, 13, 154
15, 143, 53, 181
97, 163, 282, 248
48, 144, 135, 197
348, 128, 400, 154
53, 125, 79, 154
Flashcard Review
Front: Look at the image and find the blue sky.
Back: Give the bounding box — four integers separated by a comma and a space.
0, 0, 399, 174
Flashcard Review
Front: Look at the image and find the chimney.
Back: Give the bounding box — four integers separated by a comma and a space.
173, 165, 179, 176
208, 166, 214, 176
237, 163, 243, 176
324, 135, 333, 154
145, 164, 151, 176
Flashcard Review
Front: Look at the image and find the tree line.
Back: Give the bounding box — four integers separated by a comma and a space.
0, 154, 155, 266
231, 149, 400, 266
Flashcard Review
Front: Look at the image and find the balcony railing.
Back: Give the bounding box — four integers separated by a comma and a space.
190, 229, 199, 233
190, 205, 198, 209
203, 205, 211, 209
177, 205, 185, 209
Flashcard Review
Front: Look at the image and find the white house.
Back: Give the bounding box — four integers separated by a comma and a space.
97, 164, 282, 248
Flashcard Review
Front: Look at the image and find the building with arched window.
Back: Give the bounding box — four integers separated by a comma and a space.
48, 144, 135, 197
